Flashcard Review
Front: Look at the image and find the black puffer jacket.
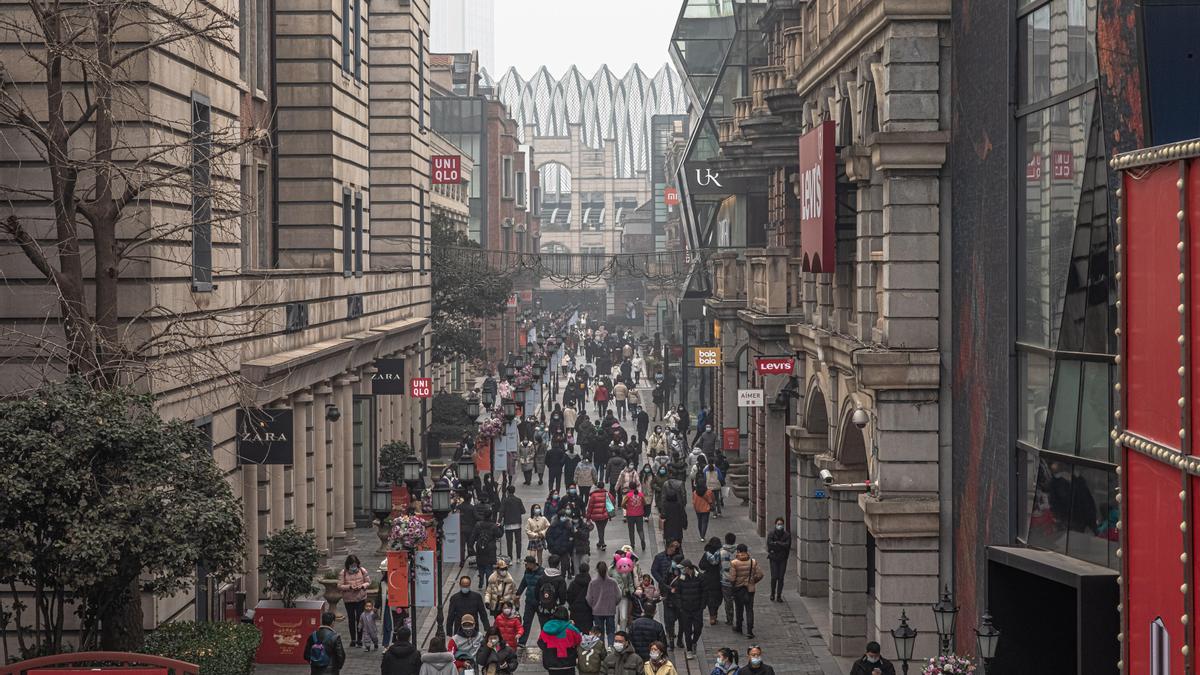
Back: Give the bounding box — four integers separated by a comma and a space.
767, 528, 792, 561
546, 520, 574, 555
628, 617, 667, 661
669, 572, 706, 613
566, 572, 594, 629
381, 641, 423, 675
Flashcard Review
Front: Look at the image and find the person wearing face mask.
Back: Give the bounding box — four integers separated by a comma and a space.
737, 646, 774, 675
534, 423, 549, 485
647, 427, 667, 457
699, 538, 725, 626
669, 560, 705, 655
516, 557, 545, 646
602, 631, 644, 675
474, 628, 519, 675
561, 482, 588, 519
642, 641, 678, 675
446, 575, 490, 637
546, 512, 575, 574
725, 545, 763, 639
765, 518, 792, 602
493, 599, 525, 650
337, 555, 370, 647
485, 559, 518, 618
526, 504, 550, 564
448, 614, 484, 671
848, 641, 895, 675
697, 424, 717, 457
578, 625, 609, 675
538, 607, 583, 675
547, 438, 568, 493
565, 450, 584, 492
710, 647, 739, 675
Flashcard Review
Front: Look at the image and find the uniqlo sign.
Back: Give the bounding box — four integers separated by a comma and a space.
664, 187, 680, 206
755, 357, 794, 375
410, 378, 432, 398
1051, 150, 1073, 180
798, 120, 836, 273
432, 155, 461, 184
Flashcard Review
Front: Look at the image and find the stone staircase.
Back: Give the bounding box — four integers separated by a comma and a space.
726, 459, 751, 504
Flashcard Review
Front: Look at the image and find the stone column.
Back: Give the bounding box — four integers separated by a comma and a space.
312, 383, 332, 559
268, 400, 288, 534
330, 376, 353, 554
718, 315, 741, 459
762, 401, 788, 533
827, 479, 869, 657
788, 427, 830, 597
292, 390, 313, 535
341, 374, 358, 542
242, 465, 260, 605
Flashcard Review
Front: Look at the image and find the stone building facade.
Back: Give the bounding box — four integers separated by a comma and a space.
0, 0, 436, 629
695, 0, 952, 660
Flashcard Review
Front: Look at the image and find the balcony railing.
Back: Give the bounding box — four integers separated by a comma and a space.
783, 26, 804, 82
750, 65, 787, 114
717, 117, 736, 144
733, 98, 753, 129
712, 252, 746, 302
746, 249, 801, 316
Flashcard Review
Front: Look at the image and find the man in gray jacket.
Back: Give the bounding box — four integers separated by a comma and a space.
602, 631, 644, 675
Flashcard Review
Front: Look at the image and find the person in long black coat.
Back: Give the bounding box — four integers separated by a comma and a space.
381, 626, 423, 675
698, 538, 725, 624
658, 488, 688, 547
669, 560, 706, 653
566, 568, 594, 632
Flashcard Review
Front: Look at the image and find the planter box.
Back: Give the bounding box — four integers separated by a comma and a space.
253, 599, 325, 665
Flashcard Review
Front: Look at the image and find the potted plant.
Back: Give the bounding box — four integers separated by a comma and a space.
253, 528, 324, 665
380, 440, 414, 505
318, 569, 342, 611
922, 654, 977, 674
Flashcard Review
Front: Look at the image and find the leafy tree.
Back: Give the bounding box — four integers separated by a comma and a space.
379, 440, 414, 486
431, 214, 513, 361
0, 378, 244, 653
259, 529, 320, 608
428, 392, 474, 446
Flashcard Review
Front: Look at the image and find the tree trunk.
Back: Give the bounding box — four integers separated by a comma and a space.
99, 580, 144, 652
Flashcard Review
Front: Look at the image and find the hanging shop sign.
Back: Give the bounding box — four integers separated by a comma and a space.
373, 359, 408, 395
431, 155, 461, 184
694, 347, 721, 367
414, 550, 436, 607
664, 187, 680, 206
684, 161, 751, 195
755, 356, 795, 375
507, 293, 519, 309
798, 120, 837, 273
410, 378, 432, 398
236, 408, 294, 465
737, 389, 765, 407
442, 513, 462, 564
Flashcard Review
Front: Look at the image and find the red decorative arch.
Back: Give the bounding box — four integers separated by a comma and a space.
0, 652, 198, 675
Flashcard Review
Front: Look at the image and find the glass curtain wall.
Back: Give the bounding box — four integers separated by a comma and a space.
1013, 0, 1116, 570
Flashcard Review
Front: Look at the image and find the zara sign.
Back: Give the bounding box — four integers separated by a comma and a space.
237, 408, 294, 465
798, 120, 837, 273
373, 358, 407, 395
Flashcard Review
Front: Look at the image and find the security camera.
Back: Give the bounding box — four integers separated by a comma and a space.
818, 469, 834, 485
852, 406, 869, 430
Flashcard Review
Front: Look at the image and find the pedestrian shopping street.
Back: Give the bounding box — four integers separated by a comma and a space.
258, 342, 840, 675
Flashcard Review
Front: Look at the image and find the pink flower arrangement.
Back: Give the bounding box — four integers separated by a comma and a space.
388, 514, 429, 550
497, 380, 513, 400
478, 415, 505, 438
922, 655, 976, 674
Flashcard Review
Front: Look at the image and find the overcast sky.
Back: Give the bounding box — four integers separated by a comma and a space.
494, 0, 682, 77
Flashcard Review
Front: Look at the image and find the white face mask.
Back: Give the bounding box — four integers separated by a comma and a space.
613, 642, 626, 652
649, 651, 662, 661
750, 657, 762, 666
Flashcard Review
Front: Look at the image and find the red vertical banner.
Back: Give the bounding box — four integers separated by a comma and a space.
416, 513, 437, 551
387, 550, 409, 608
722, 427, 739, 451
392, 484, 409, 509
798, 120, 837, 273
475, 437, 492, 473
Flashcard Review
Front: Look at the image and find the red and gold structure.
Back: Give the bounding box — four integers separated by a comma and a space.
1116, 139, 1200, 675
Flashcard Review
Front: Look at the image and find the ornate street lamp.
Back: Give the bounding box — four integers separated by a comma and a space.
457, 458, 477, 484
466, 392, 481, 418
514, 355, 525, 370
502, 397, 516, 420
402, 457, 422, 484
932, 586, 959, 655
891, 610, 918, 675
431, 484, 453, 517
975, 612, 1000, 671
482, 388, 496, 409
371, 481, 393, 554
526, 342, 536, 357
503, 363, 515, 379
515, 387, 527, 405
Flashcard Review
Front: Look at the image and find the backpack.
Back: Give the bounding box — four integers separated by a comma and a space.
538, 580, 560, 610
308, 630, 331, 667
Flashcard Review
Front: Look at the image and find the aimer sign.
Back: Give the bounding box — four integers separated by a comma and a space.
755, 356, 795, 375
694, 347, 721, 367
431, 155, 461, 184
737, 389, 764, 407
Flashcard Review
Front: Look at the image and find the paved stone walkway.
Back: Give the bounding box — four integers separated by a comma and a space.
257, 345, 841, 675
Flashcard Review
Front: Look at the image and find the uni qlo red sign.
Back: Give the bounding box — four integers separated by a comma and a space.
1113, 145, 1200, 675
664, 187, 680, 206
798, 120, 836, 272
431, 155, 461, 184
755, 356, 794, 375
1051, 150, 1074, 180
722, 427, 738, 451
410, 377, 432, 398
1026, 153, 1042, 182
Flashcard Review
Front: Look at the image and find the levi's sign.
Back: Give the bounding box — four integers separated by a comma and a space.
432, 155, 462, 184
755, 357, 794, 375
799, 120, 836, 272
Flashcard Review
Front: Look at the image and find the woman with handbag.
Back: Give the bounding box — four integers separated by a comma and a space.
586, 484, 616, 551
724, 545, 763, 639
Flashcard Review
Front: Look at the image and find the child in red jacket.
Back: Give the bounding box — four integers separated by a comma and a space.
493, 600, 525, 648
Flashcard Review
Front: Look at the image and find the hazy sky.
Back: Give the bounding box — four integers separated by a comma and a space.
494, 0, 682, 77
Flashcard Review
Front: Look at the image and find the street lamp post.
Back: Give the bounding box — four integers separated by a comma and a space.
370, 481, 393, 554
931, 586, 959, 655
430, 484, 453, 638
975, 611, 1001, 673
891, 609, 918, 675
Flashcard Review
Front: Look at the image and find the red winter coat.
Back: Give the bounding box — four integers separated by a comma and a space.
594, 386, 609, 402
586, 489, 613, 522
494, 612, 525, 647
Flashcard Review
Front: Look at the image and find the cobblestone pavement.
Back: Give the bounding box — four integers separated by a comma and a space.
257, 348, 841, 675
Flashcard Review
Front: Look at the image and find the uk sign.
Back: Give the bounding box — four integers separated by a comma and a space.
432, 155, 461, 184
410, 377, 432, 398
755, 356, 795, 375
